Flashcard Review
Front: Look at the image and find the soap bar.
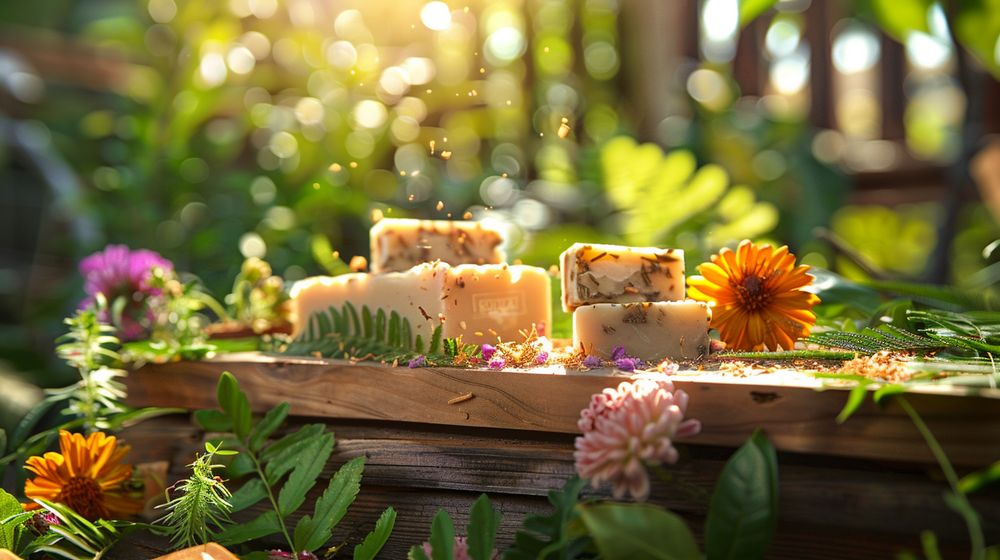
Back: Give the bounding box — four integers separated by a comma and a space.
370, 218, 506, 273
289, 261, 449, 342
573, 301, 711, 361
441, 264, 551, 343
560, 243, 684, 312
290, 263, 551, 346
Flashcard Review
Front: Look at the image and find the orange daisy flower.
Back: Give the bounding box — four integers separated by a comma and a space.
24, 430, 142, 520
688, 240, 819, 351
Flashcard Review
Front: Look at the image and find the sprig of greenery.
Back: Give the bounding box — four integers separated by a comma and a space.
29, 499, 135, 560
504, 477, 594, 560
55, 309, 129, 433
156, 441, 237, 549
408, 494, 501, 560
195, 372, 392, 557
285, 303, 479, 365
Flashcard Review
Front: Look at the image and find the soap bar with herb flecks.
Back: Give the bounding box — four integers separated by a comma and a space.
572, 300, 711, 361
370, 218, 506, 273
560, 243, 684, 312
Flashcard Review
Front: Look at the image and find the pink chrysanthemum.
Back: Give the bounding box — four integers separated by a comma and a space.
574, 379, 701, 501
421, 536, 497, 560
78, 244, 173, 340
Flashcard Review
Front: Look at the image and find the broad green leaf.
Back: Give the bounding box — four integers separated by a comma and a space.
363, 306, 374, 339
739, 0, 777, 26
836, 383, 871, 423
0, 489, 24, 550
277, 433, 335, 516
249, 402, 290, 452
216, 372, 252, 440
353, 506, 396, 560
194, 409, 233, 432
345, 302, 362, 336
467, 494, 500, 560
12, 396, 64, 446
375, 309, 387, 342
293, 456, 365, 552
311, 234, 351, 276
216, 511, 280, 545
429, 509, 455, 560
579, 503, 700, 560
871, 0, 932, 42
704, 429, 779, 560
229, 478, 268, 513
954, 0, 1000, 78
958, 460, 1000, 494
261, 424, 327, 482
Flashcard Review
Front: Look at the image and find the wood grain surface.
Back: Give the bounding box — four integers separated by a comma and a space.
125, 352, 1000, 467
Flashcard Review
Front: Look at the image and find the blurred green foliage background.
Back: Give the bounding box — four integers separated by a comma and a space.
0, 0, 998, 430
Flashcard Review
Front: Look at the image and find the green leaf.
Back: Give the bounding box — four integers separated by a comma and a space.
400, 316, 413, 349
375, 308, 387, 342
11, 396, 64, 447
216, 511, 280, 546
194, 409, 233, 432
739, 0, 776, 26
229, 478, 268, 513
704, 429, 779, 560
0, 489, 25, 550
429, 509, 455, 560
277, 432, 335, 516
249, 402, 290, 452
837, 383, 871, 423
216, 372, 252, 440
920, 530, 943, 560
311, 235, 351, 276
954, 0, 1000, 79
409, 545, 431, 560
293, 456, 365, 552
414, 334, 425, 353
0, 428, 5, 456
345, 302, 362, 336
466, 494, 500, 560
506, 476, 590, 560
871, 0, 932, 42
579, 503, 700, 560
261, 424, 327, 482
389, 311, 402, 347
429, 325, 442, 354
363, 306, 374, 339
873, 384, 908, 404
958, 460, 1000, 494
353, 506, 396, 560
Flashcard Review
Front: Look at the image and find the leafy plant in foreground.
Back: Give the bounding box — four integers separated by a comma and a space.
504, 476, 593, 560
156, 441, 237, 549
408, 493, 501, 560
28, 499, 135, 560
194, 372, 394, 558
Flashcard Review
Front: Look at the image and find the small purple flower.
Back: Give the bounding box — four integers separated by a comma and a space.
266, 552, 293, 560
611, 345, 627, 361
535, 351, 549, 364
408, 355, 427, 368
614, 357, 642, 372
78, 244, 173, 341
582, 355, 603, 368
481, 344, 496, 361
25, 511, 60, 535
488, 357, 506, 370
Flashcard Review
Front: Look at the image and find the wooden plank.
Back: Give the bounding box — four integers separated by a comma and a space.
125, 353, 1000, 467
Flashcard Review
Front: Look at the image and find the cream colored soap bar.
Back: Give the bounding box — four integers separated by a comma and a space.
370, 218, 505, 273
560, 243, 684, 312
289, 261, 449, 341
573, 301, 711, 361
290, 263, 551, 346
442, 264, 552, 343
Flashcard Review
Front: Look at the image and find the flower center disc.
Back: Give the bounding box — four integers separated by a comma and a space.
60, 476, 104, 520
738, 275, 768, 311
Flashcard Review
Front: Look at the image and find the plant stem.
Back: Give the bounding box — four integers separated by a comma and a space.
246, 447, 296, 553
896, 396, 985, 560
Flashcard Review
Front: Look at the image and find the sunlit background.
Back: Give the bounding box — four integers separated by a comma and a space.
1, 0, 999, 397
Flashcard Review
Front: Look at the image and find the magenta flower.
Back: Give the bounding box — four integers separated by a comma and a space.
614, 357, 642, 372
408, 355, 427, 368
535, 351, 549, 364
582, 355, 603, 368
78, 244, 173, 341
488, 356, 506, 370
611, 345, 626, 361
481, 344, 496, 361
574, 379, 701, 501
422, 536, 497, 560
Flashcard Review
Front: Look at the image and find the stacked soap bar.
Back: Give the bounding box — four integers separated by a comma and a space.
290, 262, 550, 345
560, 242, 710, 362
370, 218, 505, 273
560, 243, 684, 311
291, 219, 550, 347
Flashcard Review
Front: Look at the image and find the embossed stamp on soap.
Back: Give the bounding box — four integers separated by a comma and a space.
473, 292, 525, 317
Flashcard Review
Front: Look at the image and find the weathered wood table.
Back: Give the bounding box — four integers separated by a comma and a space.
120, 353, 1000, 559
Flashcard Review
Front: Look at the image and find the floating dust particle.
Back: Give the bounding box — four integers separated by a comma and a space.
479, 67, 486, 74
436, 200, 445, 211
506, 100, 512, 106
501, 172, 508, 178
443, 136, 448, 142
464, 6, 469, 12
448, 392, 474, 405
426, 88, 433, 93
463, 211, 473, 219
371, 208, 384, 223
411, 170, 420, 176
460, 320, 467, 330
312, 182, 320, 189
544, 46, 550, 53
329, 163, 342, 172
429, 139, 436, 154
440, 150, 452, 160
349, 161, 358, 168
349, 255, 368, 272
557, 117, 571, 139
539, 132, 544, 137
400, 170, 407, 176
408, 194, 416, 201
447, 212, 452, 217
